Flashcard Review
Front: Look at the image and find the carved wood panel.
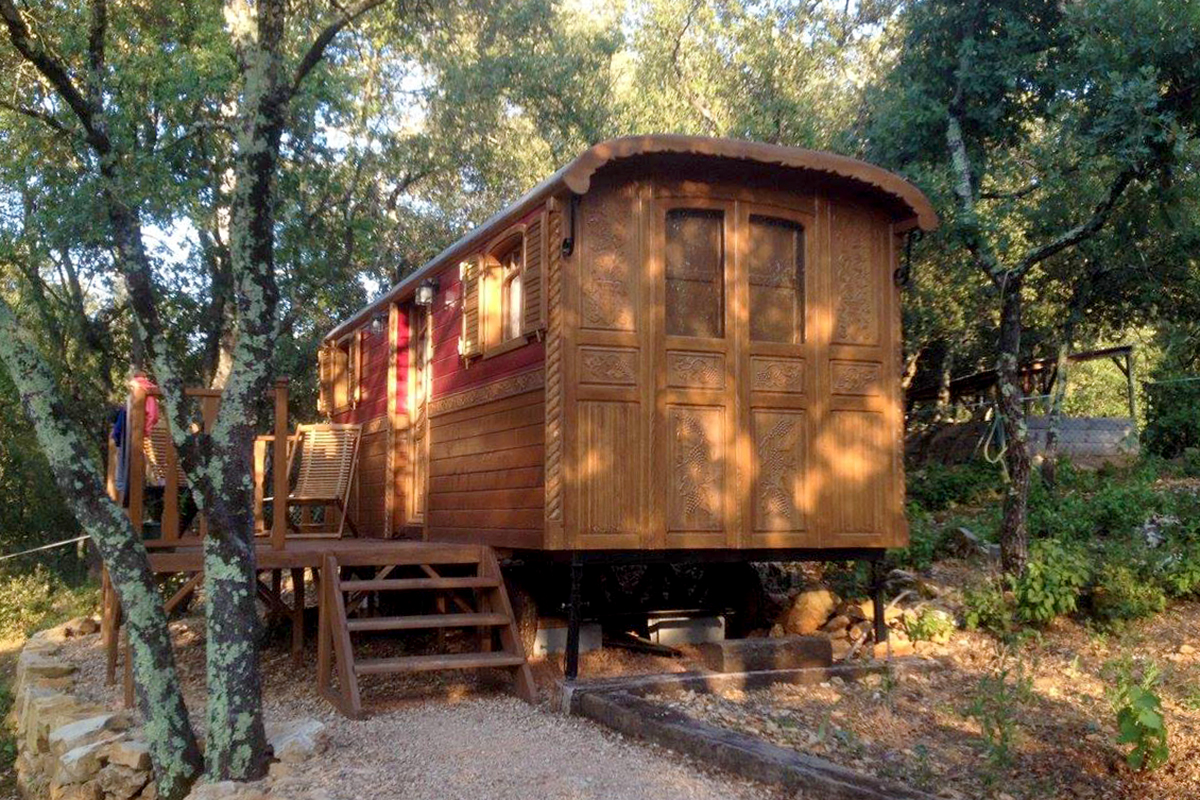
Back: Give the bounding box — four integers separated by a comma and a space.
751, 357, 805, 394
667, 405, 724, 532
830, 208, 880, 346
666, 351, 725, 389
577, 401, 641, 536
581, 188, 636, 331
579, 346, 638, 386
830, 360, 882, 396
752, 410, 806, 532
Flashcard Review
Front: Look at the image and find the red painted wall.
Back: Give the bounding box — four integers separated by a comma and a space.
429, 267, 544, 399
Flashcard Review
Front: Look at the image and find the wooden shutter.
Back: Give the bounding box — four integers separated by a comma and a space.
317, 344, 334, 415
460, 259, 482, 358
521, 212, 547, 334
349, 331, 362, 408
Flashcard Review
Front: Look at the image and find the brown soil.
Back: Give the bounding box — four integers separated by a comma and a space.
651, 559, 1200, 800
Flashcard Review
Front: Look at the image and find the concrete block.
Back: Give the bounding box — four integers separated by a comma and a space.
648, 614, 725, 646
533, 619, 602, 656
699, 636, 832, 673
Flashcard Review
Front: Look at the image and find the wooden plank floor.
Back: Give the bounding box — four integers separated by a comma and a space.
145, 537, 485, 573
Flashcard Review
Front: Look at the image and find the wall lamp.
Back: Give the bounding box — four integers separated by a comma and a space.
369, 311, 387, 336
414, 277, 439, 307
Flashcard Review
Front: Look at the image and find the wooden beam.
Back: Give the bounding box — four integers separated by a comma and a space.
272, 378, 290, 550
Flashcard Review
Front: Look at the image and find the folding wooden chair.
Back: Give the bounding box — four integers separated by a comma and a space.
267, 423, 362, 538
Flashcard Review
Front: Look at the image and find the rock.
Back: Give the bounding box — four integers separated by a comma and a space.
185, 780, 269, 800
830, 638, 854, 662
822, 614, 852, 634
49, 714, 131, 757
266, 718, 328, 763
1180, 644, 1196, 655
97, 763, 150, 800
50, 782, 101, 800
15, 651, 77, 695
54, 739, 114, 785
699, 636, 832, 672
873, 638, 915, 659
64, 617, 100, 637
106, 739, 152, 770
768, 623, 785, 638
780, 588, 839, 635
139, 780, 159, 800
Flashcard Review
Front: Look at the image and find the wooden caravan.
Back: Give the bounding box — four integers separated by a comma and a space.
322, 135, 937, 555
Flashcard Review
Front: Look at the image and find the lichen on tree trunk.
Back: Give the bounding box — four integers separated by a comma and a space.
996, 279, 1030, 576
0, 298, 203, 800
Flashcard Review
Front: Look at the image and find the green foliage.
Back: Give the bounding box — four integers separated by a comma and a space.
1011, 539, 1091, 624
887, 506, 944, 571
0, 567, 99, 641
1144, 379, 1200, 459
1107, 657, 1170, 771
0, 680, 13, 790
906, 461, 1002, 513
1089, 564, 1167, 628
903, 607, 956, 643
964, 651, 1033, 778
963, 580, 1016, 637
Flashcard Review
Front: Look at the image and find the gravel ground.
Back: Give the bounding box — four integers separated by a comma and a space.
48, 620, 784, 800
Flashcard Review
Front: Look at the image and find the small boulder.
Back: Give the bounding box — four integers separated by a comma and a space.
185, 780, 269, 800
821, 615, 852, 635
106, 739, 152, 771
49, 782, 101, 800
49, 714, 131, 757
1180, 644, 1196, 656
780, 588, 839, 635
54, 739, 114, 785
97, 763, 150, 800
873, 638, 915, 659
64, 617, 100, 637
266, 718, 328, 763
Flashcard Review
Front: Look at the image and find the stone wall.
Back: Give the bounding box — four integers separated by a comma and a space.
7, 619, 156, 800
7, 619, 331, 800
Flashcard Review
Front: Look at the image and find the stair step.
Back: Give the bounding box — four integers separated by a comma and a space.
346, 613, 510, 633
340, 576, 499, 592
354, 651, 526, 675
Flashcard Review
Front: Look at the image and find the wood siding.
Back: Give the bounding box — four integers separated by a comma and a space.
426, 380, 546, 550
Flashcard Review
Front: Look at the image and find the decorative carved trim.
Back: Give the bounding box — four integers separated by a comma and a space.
429, 368, 545, 417
751, 357, 805, 393
581, 189, 635, 331
754, 411, 804, 532
669, 406, 722, 531
579, 347, 638, 386
544, 208, 565, 522
361, 415, 390, 436
832, 219, 879, 345
831, 361, 882, 396
667, 352, 725, 389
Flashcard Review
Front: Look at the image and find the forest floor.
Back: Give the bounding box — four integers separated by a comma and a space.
650, 558, 1200, 800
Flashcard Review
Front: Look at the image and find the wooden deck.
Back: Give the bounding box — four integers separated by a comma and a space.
144, 536, 483, 573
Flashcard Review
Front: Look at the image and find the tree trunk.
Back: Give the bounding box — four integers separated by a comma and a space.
200, 496, 267, 779
934, 348, 955, 422
1042, 340, 1071, 488
0, 300, 202, 800
996, 276, 1031, 575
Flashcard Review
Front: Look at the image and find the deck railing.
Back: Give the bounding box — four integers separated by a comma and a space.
107, 378, 292, 550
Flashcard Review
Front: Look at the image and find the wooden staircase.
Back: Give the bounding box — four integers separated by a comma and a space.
317, 545, 535, 717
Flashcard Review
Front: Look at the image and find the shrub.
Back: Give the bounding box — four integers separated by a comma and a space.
1089, 563, 1167, 628
1107, 657, 1169, 771
903, 607, 956, 642
1160, 547, 1200, 598
0, 566, 99, 641
1144, 378, 1200, 459
964, 652, 1033, 778
1011, 539, 1090, 624
888, 506, 943, 571
906, 461, 1002, 513
963, 580, 1016, 637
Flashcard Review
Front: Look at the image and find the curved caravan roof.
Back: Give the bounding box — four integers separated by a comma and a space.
326, 135, 938, 341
